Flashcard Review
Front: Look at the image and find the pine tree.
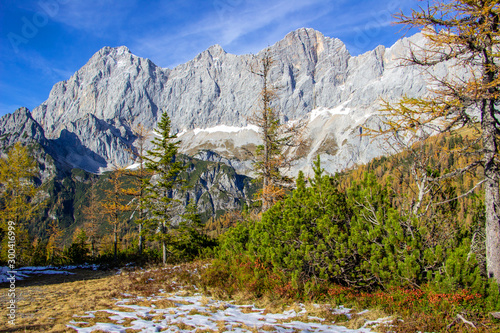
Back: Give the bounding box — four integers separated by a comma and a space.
67, 228, 90, 264
176, 200, 215, 261
144, 112, 185, 265
247, 156, 353, 286
249, 49, 303, 212
380, 0, 500, 284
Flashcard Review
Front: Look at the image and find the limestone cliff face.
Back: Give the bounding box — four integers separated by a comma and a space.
0, 107, 57, 181
0, 107, 49, 149
10, 28, 442, 175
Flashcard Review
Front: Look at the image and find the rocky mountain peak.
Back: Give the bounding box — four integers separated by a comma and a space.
282, 27, 325, 45
92, 45, 132, 59
193, 44, 227, 63
12, 29, 444, 175
275, 27, 347, 59
207, 44, 226, 56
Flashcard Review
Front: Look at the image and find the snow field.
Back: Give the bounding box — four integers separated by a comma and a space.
67, 289, 390, 332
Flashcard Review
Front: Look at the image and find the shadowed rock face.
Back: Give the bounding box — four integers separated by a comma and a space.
0, 107, 48, 149
5, 28, 444, 175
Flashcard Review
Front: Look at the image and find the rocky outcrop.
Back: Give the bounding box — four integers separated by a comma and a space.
0, 107, 49, 149
0, 107, 58, 182
181, 158, 255, 219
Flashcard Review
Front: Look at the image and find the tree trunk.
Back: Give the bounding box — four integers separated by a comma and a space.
138, 223, 143, 255
162, 241, 166, 265
114, 224, 118, 263
483, 99, 500, 283
162, 221, 167, 265
262, 63, 270, 212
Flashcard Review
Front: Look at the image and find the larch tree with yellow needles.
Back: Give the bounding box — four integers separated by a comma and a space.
378, 0, 500, 284
0, 143, 44, 265
101, 167, 130, 262
0, 143, 42, 225
249, 49, 304, 212
83, 183, 101, 258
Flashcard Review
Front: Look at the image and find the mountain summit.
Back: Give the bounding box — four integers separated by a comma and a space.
5, 28, 438, 175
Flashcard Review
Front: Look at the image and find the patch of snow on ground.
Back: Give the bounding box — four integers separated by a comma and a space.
0, 264, 98, 283
67, 291, 386, 332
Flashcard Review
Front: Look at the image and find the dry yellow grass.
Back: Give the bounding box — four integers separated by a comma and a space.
344, 309, 389, 330
0, 261, 391, 333
0, 269, 128, 332
0, 261, 209, 332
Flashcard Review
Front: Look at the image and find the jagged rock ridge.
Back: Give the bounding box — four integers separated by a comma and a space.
9, 28, 441, 175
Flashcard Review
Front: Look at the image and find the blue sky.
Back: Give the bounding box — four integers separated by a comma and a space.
0, 0, 418, 117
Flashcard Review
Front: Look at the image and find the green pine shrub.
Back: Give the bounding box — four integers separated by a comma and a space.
246, 157, 353, 288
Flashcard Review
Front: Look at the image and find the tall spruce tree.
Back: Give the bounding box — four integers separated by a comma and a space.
144, 112, 185, 265
379, 0, 500, 284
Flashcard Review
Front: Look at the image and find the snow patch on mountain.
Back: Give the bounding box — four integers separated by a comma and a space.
192, 124, 260, 135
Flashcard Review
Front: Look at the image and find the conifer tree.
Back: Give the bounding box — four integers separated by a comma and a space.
46, 220, 63, 264
0, 143, 44, 265
0, 143, 43, 226
126, 124, 151, 255
67, 228, 90, 264
249, 49, 303, 212
248, 156, 353, 285
83, 183, 101, 258
101, 167, 129, 262
175, 200, 215, 261
379, 0, 500, 284
144, 112, 185, 265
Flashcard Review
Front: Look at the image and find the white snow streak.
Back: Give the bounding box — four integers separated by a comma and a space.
309, 104, 351, 122
67, 291, 388, 332
193, 124, 259, 135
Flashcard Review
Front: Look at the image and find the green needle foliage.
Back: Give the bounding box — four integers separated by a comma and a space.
247, 157, 353, 287
143, 112, 185, 265
213, 155, 500, 312
174, 200, 217, 262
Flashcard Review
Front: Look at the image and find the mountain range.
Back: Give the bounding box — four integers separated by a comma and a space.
1, 28, 445, 177
0, 28, 450, 236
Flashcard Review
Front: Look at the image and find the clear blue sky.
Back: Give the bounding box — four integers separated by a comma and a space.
0, 0, 418, 117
